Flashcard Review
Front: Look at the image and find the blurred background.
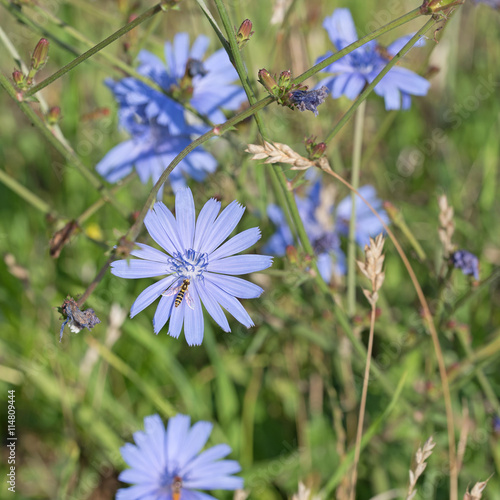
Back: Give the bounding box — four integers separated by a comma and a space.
0, 0, 499, 498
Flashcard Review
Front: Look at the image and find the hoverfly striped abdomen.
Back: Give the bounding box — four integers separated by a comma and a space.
174, 279, 190, 308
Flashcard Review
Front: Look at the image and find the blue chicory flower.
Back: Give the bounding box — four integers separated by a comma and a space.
112, 188, 273, 345
136, 32, 247, 124
316, 8, 430, 110
451, 250, 480, 281
117, 414, 243, 500
264, 181, 388, 283
96, 79, 217, 194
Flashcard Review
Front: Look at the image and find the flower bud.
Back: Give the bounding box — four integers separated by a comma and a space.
12, 70, 27, 90
31, 38, 49, 72
236, 19, 254, 50
258, 69, 278, 93
305, 137, 327, 159
46, 106, 61, 125
278, 70, 292, 87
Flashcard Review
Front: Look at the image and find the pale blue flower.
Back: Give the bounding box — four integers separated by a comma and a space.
316, 8, 430, 110
264, 181, 388, 283
137, 32, 247, 124
96, 79, 216, 193
112, 188, 272, 345
117, 414, 243, 500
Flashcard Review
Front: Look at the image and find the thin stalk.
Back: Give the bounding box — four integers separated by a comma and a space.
350, 304, 377, 500
321, 373, 408, 496
76, 172, 135, 225
347, 100, 366, 318
211, 0, 266, 134
455, 330, 500, 416
324, 18, 435, 145
0, 24, 76, 153
322, 168, 458, 500
0, 168, 56, 217
24, 3, 164, 96
0, 73, 128, 219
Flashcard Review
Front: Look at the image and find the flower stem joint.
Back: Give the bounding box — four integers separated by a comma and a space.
236, 19, 254, 50
258, 68, 328, 115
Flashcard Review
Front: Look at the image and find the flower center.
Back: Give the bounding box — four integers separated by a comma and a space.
346, 46, 376, 74
185, 58, 208, 78
168, 249, 209, 282
169, 59, 208, 102
313, 232, 339, 254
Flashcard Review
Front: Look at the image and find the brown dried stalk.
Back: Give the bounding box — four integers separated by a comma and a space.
406, 436, 436, 500
350, 234, 386, 500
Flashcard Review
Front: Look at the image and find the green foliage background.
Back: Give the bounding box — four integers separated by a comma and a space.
0, 0, 499, 498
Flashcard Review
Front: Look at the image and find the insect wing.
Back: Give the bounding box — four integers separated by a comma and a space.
162, 284, 181, 297
184, 289, 195, 310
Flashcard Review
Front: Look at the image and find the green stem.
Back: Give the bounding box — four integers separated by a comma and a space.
127, 95, 273, 242
76, 172, 135, 225
325, 17, 435, 144
347, 100, 366, 318
456, 330, 500, 415
0, 72, 128, 218
0, 168, 56, 217
211, 0, 266, 134
24, 3, 164, 96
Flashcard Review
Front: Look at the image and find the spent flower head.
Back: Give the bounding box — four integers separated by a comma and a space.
316, 8, 430, 110
117, 414, 243, 500
111, 188, 272, 345
59, 297, 101, 342
450, 250, 480, 281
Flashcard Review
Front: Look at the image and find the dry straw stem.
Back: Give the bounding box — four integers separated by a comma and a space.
350, 234, 386, 500
463, 478, 490, 500
247, 144, 458, 499
357, 234, 386, 306
438, 194, 455, 258
406, 436, 436, 500
322, 169, 458, 500
245, 141, 332, 172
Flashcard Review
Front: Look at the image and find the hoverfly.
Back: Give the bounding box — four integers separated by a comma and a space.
162, 279, 194, 309
172, 475, 182, 500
